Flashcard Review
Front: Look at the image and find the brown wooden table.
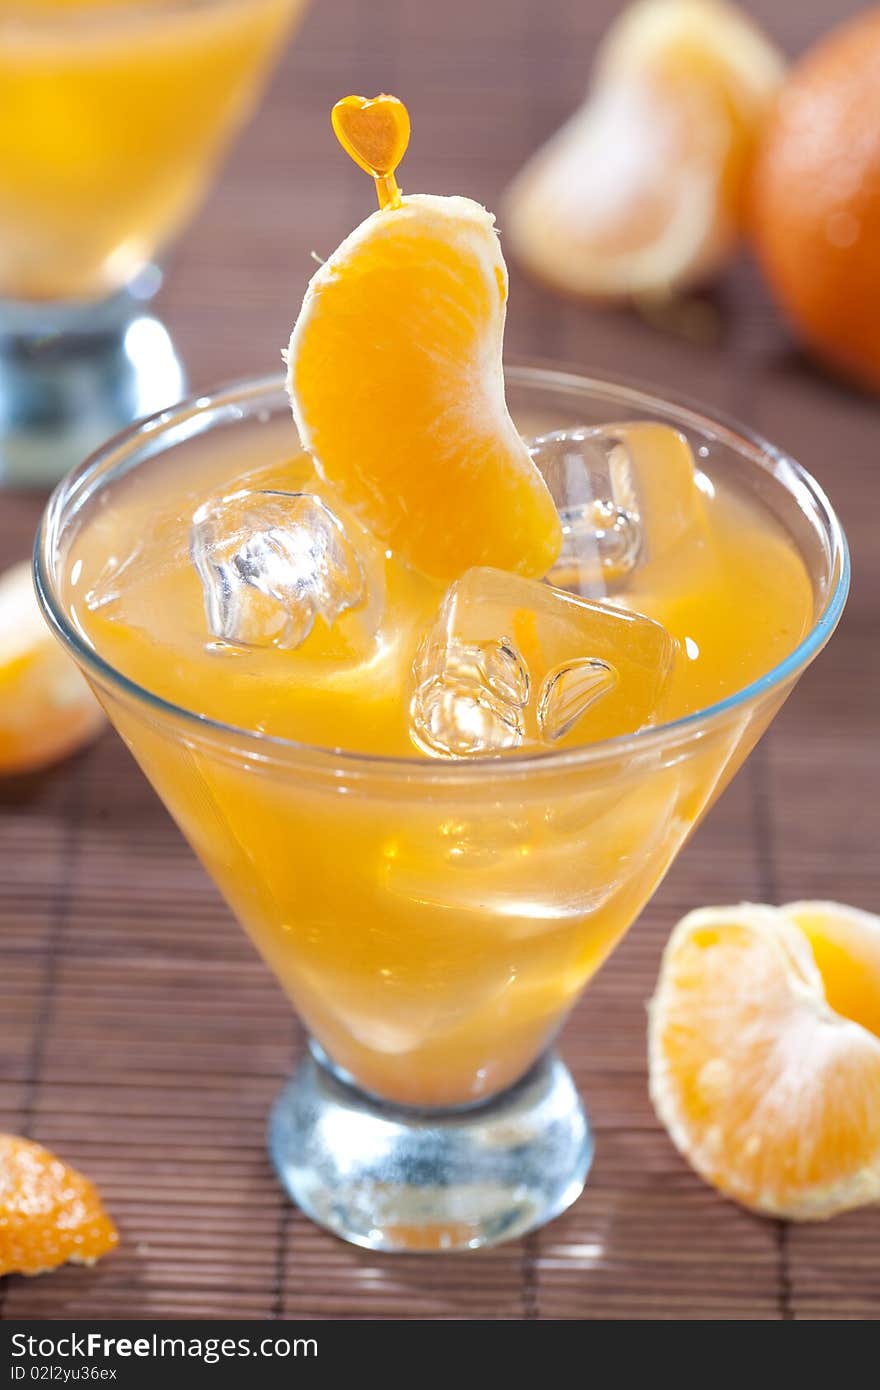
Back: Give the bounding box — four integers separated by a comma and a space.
1, 0, 878, 1320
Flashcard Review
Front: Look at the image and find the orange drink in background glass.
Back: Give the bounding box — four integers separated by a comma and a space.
36, 366, 848, 1250
0, 0, 307, 303
0, 1, 308, 482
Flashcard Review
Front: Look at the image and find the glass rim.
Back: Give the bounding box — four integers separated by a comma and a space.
34, 362, 850, 782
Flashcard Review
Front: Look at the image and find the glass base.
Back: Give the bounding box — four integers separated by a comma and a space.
0, 266, 185, 487
268, 1044, 593, 1252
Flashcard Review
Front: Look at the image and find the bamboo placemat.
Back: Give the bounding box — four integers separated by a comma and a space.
1, 0, 877, 1320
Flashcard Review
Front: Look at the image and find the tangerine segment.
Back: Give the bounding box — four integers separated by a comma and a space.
0, 560, 104, 776
0, 1134, 118, 1276
287, 194, 562, 582
784, 902, 880, 1044
504, 0, 784, 298
648, 904, 880, 1220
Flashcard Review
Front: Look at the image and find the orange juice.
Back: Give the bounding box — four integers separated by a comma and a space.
0, 0, 306, 301
59, 402, 814, 1106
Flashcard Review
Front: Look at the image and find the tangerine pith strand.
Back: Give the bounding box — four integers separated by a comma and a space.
62, 96, 815, 1107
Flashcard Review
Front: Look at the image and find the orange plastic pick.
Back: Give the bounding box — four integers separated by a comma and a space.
331, 94, 411, 210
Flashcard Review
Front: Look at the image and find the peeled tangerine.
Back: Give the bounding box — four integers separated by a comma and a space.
0, 1134, 118, 1276
504, 0, 784, 298
287, 194, 562, 581
649, 902, 880, 1220
0, 560, 104, 775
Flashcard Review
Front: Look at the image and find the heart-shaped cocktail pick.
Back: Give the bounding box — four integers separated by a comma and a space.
331, 94, 411, 210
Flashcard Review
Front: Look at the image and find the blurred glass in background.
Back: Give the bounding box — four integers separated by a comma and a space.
0, 0, 308, 485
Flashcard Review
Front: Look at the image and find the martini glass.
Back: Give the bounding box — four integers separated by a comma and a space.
0, 0, 308, 484
35, 366, 849, 1252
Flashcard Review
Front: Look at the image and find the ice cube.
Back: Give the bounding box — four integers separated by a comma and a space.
410, 629, 530, 757
409, 566, 675, 757
190, 489, 384, 653
83, 499, 189, 619
84, 539, 148, 615
529, 422, 706, 597
537, 657, 619, 742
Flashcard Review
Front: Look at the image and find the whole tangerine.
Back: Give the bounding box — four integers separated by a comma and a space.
751, 8, 880, 390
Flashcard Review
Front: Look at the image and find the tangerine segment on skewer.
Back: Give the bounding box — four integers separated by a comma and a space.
286, 96, 561, 583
